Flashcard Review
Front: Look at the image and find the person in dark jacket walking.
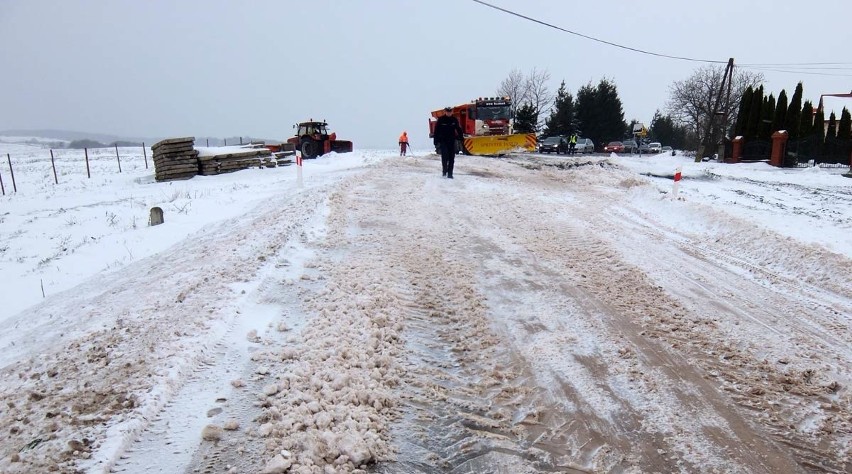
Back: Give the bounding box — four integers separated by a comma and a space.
432, 107, 464, 178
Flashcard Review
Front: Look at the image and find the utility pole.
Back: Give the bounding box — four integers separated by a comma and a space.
697, 57, 735, 162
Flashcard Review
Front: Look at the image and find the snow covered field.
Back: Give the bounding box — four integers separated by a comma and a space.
0, 143, 849, 473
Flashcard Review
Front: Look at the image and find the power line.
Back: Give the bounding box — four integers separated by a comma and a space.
470, 0, 850, 72
738, 66, 852, 77
470, 0, 727, 64
739, 62, 852, 66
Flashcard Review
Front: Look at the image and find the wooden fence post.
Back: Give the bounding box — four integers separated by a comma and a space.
115, 144, 122, 173
6, 154, 16, 192
224, 138, 227, 146
142, 142, 148, 169
84, 148, 91, 178
50, 149, 58, 184
239, 136, 243, 145
206, 138, 209, 147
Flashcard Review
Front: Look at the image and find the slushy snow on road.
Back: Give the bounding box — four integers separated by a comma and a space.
0, 141, 849, 473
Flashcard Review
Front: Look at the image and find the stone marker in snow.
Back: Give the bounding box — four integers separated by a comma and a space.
149, 207, 164, 226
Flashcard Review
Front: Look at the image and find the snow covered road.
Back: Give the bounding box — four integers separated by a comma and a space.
1, 149, 849, 473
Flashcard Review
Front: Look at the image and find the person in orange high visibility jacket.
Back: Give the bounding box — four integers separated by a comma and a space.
399, 131, 409, 156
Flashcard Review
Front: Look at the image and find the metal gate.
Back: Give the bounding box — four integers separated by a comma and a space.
822, 138, 852, 165
789, 136, 851, 166
787, 135, 820, 166
741, 139, 771, 161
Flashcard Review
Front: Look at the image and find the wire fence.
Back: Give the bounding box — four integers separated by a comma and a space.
0, 144, 153, 196
0, 136, 268, 196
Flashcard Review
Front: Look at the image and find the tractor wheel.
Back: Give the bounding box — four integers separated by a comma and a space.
301, 138, 318, 158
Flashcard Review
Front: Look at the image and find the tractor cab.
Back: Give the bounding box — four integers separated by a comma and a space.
287, 119, 353, 158
297, 121, 329, 139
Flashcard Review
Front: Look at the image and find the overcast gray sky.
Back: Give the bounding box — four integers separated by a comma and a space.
1, 0, 850, 148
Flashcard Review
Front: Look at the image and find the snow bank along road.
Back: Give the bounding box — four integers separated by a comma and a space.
1, 153, 849, 473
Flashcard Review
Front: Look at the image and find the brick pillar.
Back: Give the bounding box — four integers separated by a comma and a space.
770, 131, 788, 167
731, 136, 743, 163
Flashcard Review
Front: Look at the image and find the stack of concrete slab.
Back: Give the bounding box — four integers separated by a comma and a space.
152, 137, 198, 181
271, 142, 296, 166
197, 147, 273, 176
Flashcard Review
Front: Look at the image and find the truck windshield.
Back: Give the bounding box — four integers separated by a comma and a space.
477, 105, 511, 120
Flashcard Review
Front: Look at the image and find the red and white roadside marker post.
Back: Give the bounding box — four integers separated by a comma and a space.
672, 166, 682, 199
296, 152, 303, 188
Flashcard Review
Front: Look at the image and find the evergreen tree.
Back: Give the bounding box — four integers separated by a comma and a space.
649, 111, 689, 149
838, 107, 852, 164
772, 89, 788, 133
575, 78, 627, 147
542, 80, 576, 137
824, 112, 837, 159
812, 107, 825, 155
799, 100, 814, 137
734, 86, 753, 137
649, 110, 670, 142
758, 93, 775, 139
838, 107, 851, 140
785, 82, 803, 139
514, 103, 539, 134
825, 111, 836, 139
745, 85, 764, 139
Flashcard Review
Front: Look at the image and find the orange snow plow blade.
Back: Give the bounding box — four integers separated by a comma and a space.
463, 133, 536, 156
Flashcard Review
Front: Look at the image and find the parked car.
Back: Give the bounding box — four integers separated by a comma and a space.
538, 136, 568, 154
604, 141, 624, 153
622, 140, 637, 154
649, 142, 662, 153
574, 138, 595, 154
662, 146, 675, 156
638, 143, 651, 154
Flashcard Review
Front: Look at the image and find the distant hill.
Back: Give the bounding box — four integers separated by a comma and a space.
1, 130, 283, 148
0, 129, 153, 144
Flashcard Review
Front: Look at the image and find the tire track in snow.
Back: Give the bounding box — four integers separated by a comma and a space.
570, 175, 852, 473
416, 157, 813, 472
0, 184, 331, 473
337, 162, 649, 472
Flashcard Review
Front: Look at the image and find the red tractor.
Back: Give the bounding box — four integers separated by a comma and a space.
287, 120, 353, 158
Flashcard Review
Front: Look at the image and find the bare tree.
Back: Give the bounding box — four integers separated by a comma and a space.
666, 65, 763, 148
496, 68, 527, 113
497, 68, 554, 130
525, 68, 554, 122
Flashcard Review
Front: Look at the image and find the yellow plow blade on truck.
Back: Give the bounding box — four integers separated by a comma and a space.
463, 133, 536, 156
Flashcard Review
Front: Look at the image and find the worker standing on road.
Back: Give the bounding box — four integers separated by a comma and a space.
432, 107, 464, 179
398, 131, 409, 156
568, 133, 578, 156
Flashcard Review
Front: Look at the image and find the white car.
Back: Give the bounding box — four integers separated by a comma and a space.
649, 142, 662, 153
574, 138, 595, 154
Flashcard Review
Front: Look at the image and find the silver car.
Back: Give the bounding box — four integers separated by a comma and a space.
574, 138, 595, 154
649, 142, 662, 153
